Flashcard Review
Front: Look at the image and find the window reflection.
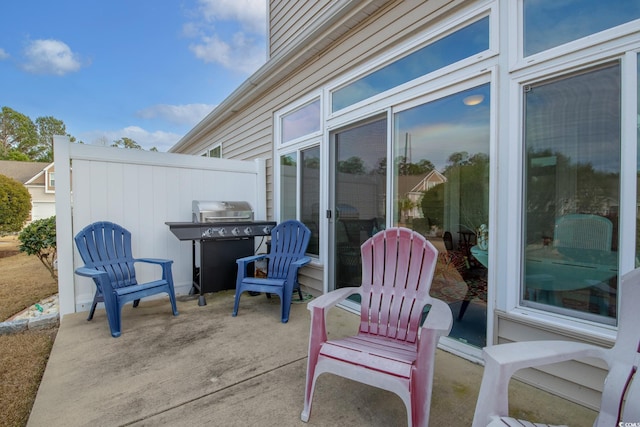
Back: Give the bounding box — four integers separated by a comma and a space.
523, 63, 621, 323
523, 0, 640, 56
332, 17, 489, 112
394, 84, 490, 347
282, 99, 320, 143
301, 147, 320, 256
280, 153, 297, 220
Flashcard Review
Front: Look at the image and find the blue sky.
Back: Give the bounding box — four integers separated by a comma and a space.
0, 0, 267, 152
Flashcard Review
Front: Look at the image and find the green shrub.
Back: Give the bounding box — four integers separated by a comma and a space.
18, 216, 57, 280
0, 173, 31, 235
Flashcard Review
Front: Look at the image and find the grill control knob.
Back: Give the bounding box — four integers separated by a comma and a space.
244, 227, 253, 236
217, 228, 226, 237
262, 226, 271, 235
231, 227, 240, 236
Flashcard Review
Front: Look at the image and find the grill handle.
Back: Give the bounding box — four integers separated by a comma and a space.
204, 215, 253, 221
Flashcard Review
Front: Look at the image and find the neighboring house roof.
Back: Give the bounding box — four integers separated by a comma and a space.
396, 170, 447, 197
0, 160, 51, 185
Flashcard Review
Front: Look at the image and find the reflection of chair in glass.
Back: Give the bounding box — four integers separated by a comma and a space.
554, 213, 613, 253
472, 267, 640, 427
301, 228, 453, 426
441, 230, 487, 321
552, 214, 616, 314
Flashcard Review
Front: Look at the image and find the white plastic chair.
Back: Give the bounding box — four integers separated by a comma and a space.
301, 227, 453, 427
472, 267, 640, 427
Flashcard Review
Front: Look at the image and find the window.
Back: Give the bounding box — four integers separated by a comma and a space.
201, 145, 221, 158
394, 83, 491, 348
277, 95, 322, 257
281, 99, 321, 144
332, 16, 490, 112
522, 63, 621, 324
279, 146, 320, 256
523, 0, 640, 57
48, 172, 55, 188
209, 146, 221, 158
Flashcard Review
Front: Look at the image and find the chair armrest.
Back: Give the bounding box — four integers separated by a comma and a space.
307, 286, 361, 312
75, 266, 108, 279
236, 254, 267, 265
292, 256, 311, 268
74, 266, 114, 294
483, 340, 608, 373
471, 340, 609, 427
420, 297, 453, 338
135, 258, 173, 266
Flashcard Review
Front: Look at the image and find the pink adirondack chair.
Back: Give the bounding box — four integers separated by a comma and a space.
472, 267, 640, 427
301, 227, 453, 427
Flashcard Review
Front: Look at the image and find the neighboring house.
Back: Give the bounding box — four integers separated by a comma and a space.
169, 0, 640, 411
0, 160, 55, 222
397, 169, 448, 222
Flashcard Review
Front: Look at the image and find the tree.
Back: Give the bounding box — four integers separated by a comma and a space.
337, 156, 366, 174
0, 173, 31, 234
111, 137, 142, 150
18, 216, 57, 280
0, 107, 39, 160
0, 106, 81, 161
35, 116, 68, 162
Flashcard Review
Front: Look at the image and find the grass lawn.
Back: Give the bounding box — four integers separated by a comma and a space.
0, 235, 58, 427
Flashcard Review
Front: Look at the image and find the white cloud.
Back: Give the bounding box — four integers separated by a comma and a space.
197, 0, 266, 34
185, 0, 266, 74
21, 39, 82, 75
81, 126, 183, 152
137, 103, 216, 126
0, 48, 9, 60
189, 32, 265, 74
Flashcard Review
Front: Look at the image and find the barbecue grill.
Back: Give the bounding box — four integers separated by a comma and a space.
166, 201, 276, 306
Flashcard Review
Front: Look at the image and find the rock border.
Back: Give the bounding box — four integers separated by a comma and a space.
0, 313, 59, 335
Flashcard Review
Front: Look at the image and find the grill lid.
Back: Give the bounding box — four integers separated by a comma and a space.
192, 200, 254, 223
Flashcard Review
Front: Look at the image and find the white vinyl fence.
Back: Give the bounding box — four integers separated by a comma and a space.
54, 136, 267, 316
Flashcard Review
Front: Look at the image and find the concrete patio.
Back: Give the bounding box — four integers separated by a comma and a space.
28, 291, 597, 426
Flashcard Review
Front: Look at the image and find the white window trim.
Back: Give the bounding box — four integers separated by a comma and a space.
511, 0, 640, 73
328, 1, 498, 117
502, 48, 640, 339
274, 91, 324, 261
275, 93, 322, 148
201, 143, 222, 158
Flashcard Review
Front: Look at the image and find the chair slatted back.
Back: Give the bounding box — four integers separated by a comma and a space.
267, 220, 311, 280
359, 228, 438, 344
554, 214, 613, 251
74, 221, 138, 289
598, 267, 640, 424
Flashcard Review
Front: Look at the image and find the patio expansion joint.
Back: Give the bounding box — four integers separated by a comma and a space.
119, 355, 309, 426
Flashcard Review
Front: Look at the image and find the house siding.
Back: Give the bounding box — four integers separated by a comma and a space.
269, 0, 332, 58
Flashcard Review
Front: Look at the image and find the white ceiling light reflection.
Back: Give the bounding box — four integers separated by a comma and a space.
463, 94, 484, 106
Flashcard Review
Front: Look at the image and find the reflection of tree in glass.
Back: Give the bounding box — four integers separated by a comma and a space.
419, 151, 489, 233
338, 156, 366, 174
421, 182, 445, 227
446, 152, 489, 233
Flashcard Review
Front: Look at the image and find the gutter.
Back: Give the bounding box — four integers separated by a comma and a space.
169, 0, 388, 153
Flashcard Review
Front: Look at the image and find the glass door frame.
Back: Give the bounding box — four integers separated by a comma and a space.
326, 113, 392, 309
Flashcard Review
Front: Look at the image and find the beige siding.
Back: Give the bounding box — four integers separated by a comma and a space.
495, 311, 612, 410
269, 0, 333, 58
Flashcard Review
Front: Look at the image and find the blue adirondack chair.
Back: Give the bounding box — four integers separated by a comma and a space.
233, 220, 311, 323
74, 221, 179, 338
